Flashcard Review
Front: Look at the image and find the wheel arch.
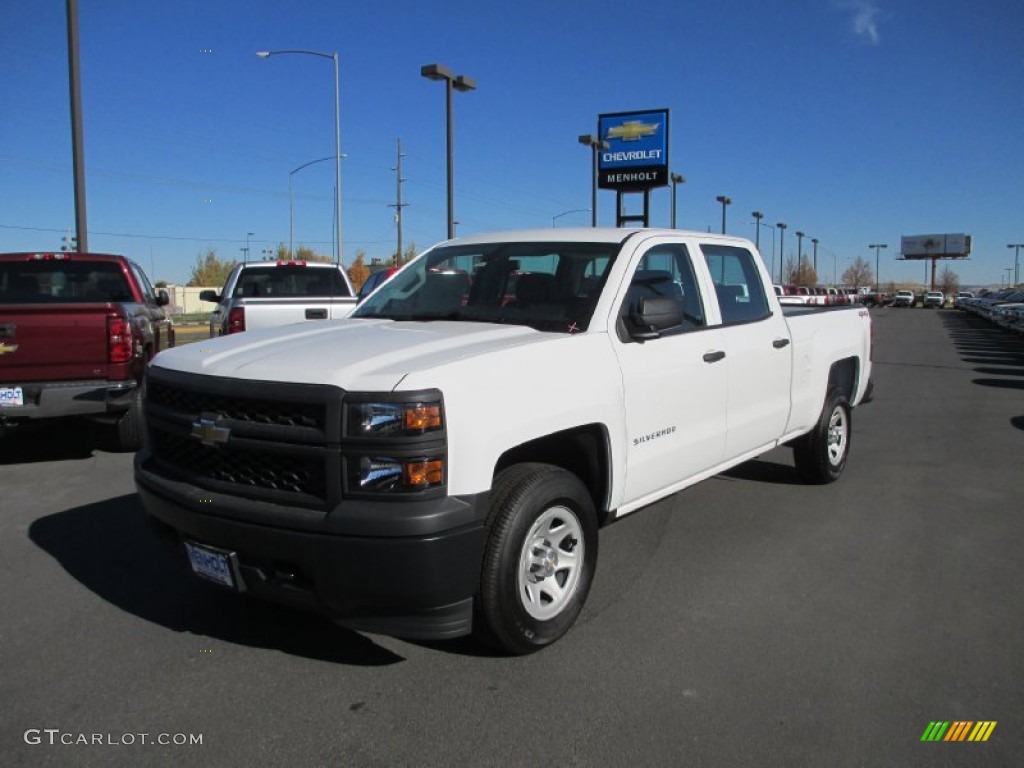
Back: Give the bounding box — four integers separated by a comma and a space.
827, 356, 859, 402
493, 423, 612, 526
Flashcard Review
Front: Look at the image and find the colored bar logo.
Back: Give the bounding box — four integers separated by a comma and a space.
921, 721, 997, 742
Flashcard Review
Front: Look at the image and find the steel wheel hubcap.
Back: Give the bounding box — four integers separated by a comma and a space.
517, 505, 583, 621
827, 407, 848, 465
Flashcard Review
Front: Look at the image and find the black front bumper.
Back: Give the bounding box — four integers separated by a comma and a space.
135, 452, 488, 640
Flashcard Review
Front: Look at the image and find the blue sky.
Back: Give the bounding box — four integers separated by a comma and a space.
2, 0, 1022, 287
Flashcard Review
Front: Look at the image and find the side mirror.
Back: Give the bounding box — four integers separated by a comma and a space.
199, 289, 221, 303
629, 296, 683, 341
156, 289, 170, 306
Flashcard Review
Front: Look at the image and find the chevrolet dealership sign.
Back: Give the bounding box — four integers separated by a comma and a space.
598, 109, 670, 190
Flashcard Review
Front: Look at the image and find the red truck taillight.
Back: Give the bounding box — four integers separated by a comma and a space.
107, 311, 133, 363
227, 306, 245, 334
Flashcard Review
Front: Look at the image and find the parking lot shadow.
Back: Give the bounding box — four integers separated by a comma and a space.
28, 494, 404, 666
0, 418, 101, 464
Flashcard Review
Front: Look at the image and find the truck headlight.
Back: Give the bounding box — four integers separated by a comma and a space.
355, 456, 445, 492
347, 401, 442, 437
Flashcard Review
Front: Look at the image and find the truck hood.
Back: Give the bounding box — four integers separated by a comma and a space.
153, 319, 554, 391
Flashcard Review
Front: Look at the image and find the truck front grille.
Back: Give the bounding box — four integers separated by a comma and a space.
144, 369, 343, 508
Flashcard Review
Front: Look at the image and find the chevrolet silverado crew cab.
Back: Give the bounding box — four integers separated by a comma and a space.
200, 259, 357, 336
1, 251, 173, 450
135, 229, 873, 654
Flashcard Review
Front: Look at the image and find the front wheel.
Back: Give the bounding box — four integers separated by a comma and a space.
792, 389, 851, 484
476, 463, 598, 655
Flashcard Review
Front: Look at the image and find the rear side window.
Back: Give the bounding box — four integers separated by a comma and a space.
0, 260, 132, 303
701, 244, 771, 324
232, 266, 351, 298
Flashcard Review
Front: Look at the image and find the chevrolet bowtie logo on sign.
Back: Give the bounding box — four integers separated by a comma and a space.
0, 342, 19, 356
920, 721, 997, 742
606, 120, 659, 142
597, 109, 669, 191
190, 416, 231, 446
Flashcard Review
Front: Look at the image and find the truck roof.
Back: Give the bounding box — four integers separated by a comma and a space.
442, 228, 757, 248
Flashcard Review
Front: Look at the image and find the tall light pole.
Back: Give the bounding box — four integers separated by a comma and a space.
811, 237, 819, 273
671, 173, 686, 228
422, 64, 475, 240
751, 211, 764, 250
578, 135, 608, 227
257, 49, 343, 264
752, 216, 775, 277
1008, 243, 1023, 286
795, 231, 805, 277
869, 243, 888, 289
288, 156, 334, 257
242, 231, 254, 263
716, 195, 731, 234
777, 222, 787, 284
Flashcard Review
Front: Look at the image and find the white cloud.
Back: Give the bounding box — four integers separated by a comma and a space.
837, 1, 882, 45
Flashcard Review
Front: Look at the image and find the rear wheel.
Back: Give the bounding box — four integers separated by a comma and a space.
114, 380, 146, 452
476, 463, 598, 655
793, 389, 850, 484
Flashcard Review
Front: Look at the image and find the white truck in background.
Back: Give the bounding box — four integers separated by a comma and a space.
200, 260, 356, 336
137, 229, 873, 654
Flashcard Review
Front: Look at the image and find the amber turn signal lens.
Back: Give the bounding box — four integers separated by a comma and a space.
403, 459, 444, 488
404, 404, 442, 432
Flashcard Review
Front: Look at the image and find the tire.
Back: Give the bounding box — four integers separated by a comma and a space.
114, 379, 146, 452
792, 389, 851, 484
476, 463, 598, 655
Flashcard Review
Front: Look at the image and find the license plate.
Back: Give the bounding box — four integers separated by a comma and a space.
184, 541, 241, 590
0, 386, 23, 407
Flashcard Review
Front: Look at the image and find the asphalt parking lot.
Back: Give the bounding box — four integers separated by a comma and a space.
2, 306, 1022, 767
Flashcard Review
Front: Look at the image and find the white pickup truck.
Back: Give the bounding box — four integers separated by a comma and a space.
199, 259, 356, 336
136, 229, 873, 654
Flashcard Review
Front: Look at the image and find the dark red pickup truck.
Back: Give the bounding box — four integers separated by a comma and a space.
0, 252, 174, 450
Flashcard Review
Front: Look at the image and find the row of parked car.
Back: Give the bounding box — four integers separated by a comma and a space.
955, 288, 1024, 332
773, 285, 869, 306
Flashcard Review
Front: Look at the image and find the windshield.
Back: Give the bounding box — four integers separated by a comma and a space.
352, 241, 620, 333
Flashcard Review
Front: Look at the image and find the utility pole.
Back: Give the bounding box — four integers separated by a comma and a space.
389, 138, 409, 265
66, 0, 89, 251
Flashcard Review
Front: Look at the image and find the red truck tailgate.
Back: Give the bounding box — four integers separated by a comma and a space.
0, 304, 114, 382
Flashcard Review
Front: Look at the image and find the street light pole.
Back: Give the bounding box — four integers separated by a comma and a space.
715, 195, 732, 234
422, 64, 475, 240
795, 231, 805, 276
552, 209, 590, 227
777, 222, 787, 284
578, 135, 609, 227
671, 173, 686, 228
242, 231, 254, 263
257, 49, 344, 264
1008, 243, 1023, 286
811, 237, 819, 273
869, 243, 888, 290
288, 155, 335, 257
751, 211, 764, 250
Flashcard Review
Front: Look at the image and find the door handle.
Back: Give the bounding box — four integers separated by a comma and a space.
772, 338, 791, 349
305, 308, 328, 320
702, 350, 726, 363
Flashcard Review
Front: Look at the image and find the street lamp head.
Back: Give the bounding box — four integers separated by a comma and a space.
255, 51, 271, 58
812, 238, 818, 245
671, 172, 686, 184
453, 74, 476, 92
420, 63, 453, 81
795, 230, 804, 238
752, 210, 763, 220
716, 195, 732, 205
777, 222, 787, 230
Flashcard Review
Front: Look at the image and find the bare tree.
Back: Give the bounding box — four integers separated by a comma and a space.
938, 266, 960, 296
841, 256, 874, 289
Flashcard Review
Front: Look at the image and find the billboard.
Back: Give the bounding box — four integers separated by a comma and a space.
900, 233, 971, 259
597, 109, 669, 190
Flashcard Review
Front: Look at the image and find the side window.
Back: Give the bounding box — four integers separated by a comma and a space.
701, 244, 770, 324
130, 262, 155, 301
619, 243, 706, 341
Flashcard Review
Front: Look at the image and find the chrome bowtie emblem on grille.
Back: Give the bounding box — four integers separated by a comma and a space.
190, 416, 231, 446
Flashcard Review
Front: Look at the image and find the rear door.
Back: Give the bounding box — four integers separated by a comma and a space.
698, 242, 793, 460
